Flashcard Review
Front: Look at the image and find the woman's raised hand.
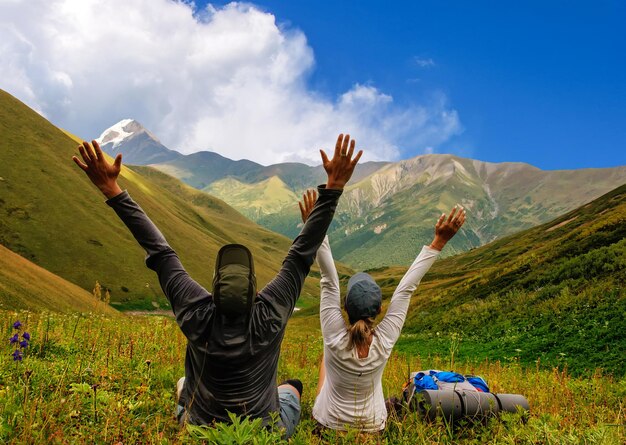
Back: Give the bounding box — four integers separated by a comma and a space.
430, 205, 466, 251
298, 189, 318, 223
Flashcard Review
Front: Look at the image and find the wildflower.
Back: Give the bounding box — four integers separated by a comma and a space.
22, 332, 30, 340
12, 349, 22, 361
20, 340, 29, 348
9, 334, 18, 344
13, 320, 22, 329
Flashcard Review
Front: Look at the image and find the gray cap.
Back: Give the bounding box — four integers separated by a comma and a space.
345, 272, 382, 324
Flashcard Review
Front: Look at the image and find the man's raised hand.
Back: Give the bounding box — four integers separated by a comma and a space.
298, 189, 318, 223
429, 205, 466, 251
72, 140, 123, 199
320, 134, 363, 190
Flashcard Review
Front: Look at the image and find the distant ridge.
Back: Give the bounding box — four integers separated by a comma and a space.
330, 153, 626, 268
96, 119, 388, 189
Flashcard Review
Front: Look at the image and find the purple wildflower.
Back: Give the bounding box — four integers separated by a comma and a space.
22, 332, 31, 340
12, 349, 22, 361
13, 320, 22, 329
20, 340, 29, 348
9, 334, 18, 344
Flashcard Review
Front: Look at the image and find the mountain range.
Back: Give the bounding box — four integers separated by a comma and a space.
98, 119, 626, 269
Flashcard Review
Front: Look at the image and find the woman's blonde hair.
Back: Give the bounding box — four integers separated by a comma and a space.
347, 317, 376, 351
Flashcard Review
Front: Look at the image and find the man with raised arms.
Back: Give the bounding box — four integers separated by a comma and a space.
73, 134, 362, 438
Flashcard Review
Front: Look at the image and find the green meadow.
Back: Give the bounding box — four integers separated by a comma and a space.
1, 312, 624, 444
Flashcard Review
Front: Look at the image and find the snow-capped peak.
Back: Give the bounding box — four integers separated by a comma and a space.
96, 119, 142, 149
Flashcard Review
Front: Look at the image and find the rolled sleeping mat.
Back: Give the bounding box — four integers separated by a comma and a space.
458, 390, 500, 418
494, 393, 530, 413
416, 390, 529, 422
416, 390, 463, 422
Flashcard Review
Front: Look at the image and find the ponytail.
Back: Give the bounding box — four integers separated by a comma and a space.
347, 317, 376, 352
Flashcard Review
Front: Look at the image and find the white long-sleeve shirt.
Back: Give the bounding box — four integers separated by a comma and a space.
312, 236, 439, 431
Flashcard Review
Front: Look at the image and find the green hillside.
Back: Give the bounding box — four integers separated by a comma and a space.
365, 184, 626, 375
154, 154, 390, 239
0, 244, 117, 314
203, 176, 300, 219
0, 90, 321, 310
330, 169, 484, 267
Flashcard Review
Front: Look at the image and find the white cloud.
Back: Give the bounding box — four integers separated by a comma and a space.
0, 0, 462, 164
414, 57, 436, 68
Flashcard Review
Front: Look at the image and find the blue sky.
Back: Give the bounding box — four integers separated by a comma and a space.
203, 0, 626, 169
2, 0, 624, 169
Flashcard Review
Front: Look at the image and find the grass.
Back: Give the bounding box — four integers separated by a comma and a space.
0, 311, 624, 444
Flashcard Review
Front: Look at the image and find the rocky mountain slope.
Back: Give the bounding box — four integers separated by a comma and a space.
329, 154, 626, 268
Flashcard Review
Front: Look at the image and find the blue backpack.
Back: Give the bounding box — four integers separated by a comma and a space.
412, 370, 490, 392
402, 369, 490, 407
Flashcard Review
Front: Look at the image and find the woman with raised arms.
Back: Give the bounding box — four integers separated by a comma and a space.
298, 190, 465, 432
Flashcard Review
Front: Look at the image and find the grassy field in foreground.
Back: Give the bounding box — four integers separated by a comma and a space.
1, 311, 624, 444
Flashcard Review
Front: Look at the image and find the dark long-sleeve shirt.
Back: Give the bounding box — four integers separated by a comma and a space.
106, 185, 342, 425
